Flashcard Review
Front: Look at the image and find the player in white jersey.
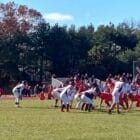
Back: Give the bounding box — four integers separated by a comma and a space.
80, 83, 99, 111
67, 86, 77, 108
60, 81, 76, 112
108, 77, 125, 114
52, 87, 64, 107
12, 81, 26, 107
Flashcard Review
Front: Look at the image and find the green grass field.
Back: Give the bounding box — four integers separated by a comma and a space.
0, 99, 140, 140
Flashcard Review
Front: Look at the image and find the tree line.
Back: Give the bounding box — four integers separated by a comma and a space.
0, 2, 140, 87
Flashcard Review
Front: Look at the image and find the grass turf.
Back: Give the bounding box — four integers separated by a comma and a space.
0, 99, 140, 140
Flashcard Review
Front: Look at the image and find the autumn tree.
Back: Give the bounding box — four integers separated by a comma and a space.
0, 2, 43, 84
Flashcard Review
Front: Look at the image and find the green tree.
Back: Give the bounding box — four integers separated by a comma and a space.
0, 1, 43, 82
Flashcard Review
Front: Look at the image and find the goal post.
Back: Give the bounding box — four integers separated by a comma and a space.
133, 60, 140, 80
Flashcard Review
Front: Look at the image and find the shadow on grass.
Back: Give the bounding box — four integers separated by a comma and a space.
70, 108, 126, 115
127, 109, 140, 113
24, 106, 61, 110
69, 109, 107, 114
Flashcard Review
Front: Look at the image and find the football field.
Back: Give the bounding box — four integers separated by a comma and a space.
0, 99, 140, 140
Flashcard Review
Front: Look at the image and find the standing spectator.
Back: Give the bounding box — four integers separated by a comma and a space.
34, 84, 40, 96
0, 87, 4, 99
42, 84, 47, 93
26, 85, 31, 97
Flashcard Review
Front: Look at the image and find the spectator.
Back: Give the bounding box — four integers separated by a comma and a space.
34, 84, 40, 96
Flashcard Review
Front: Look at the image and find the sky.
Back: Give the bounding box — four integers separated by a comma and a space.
1, 0, 140, 28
